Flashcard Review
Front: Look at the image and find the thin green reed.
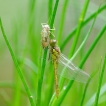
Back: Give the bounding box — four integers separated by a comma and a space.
50, 0, 60, 31
21, 0, 36, 66
0, 18, 35, 106
13, 1, 37, 105
36, 0, 60, 105
80, 59, 102, 106
79, 5, 102, 105
12, 22, 21, 106
36, 47, 48, 106
71, 3, 102, 63
59, 3, 99, 90
49, 11, 96, 105
61, 3, 106, 51
79, 25, 106, 68
57, 0, 69, 45
48, 0, 53, 18
43, 0, 54, 105
69, 0, 90, 58
94, 56, 106, 106
50, 0, 90, 105
0, 81, 26, 95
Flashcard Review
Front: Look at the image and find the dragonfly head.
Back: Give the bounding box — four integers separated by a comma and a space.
50, 39, 57, 47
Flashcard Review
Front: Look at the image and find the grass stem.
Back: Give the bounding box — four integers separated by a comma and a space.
0, 18, 35, 106
61, 4, 106, 51
36, 0, 60, 105
94, 56, 106, 106
69, 0, 90, 58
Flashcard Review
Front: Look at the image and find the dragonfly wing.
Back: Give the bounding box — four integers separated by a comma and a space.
57, 54, 90, 83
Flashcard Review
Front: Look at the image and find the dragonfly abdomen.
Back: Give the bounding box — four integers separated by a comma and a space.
53, 60, 59, 98
50, 40, 60, 98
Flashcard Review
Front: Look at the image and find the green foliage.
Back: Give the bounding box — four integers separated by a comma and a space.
0, 0, 106, 106
0, 18, 35, 106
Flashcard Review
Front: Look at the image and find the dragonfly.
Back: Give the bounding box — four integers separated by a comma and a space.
49, 39, 90, 98
41, 23, 90, 98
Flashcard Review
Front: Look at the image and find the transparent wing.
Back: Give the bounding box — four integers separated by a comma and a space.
58, 53, 90, 83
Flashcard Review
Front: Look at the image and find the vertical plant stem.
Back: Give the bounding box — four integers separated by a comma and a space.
94, 56, 106, 106
48, 0, 53, 19
50, 0, 60, 31
80, 64, 100, 106
44, 64, 54, 106
79, 5, 102, 105
79, 25, 106, 68
69, 0, 90, 57
36, 0, 60, 105
43, 1, 54, 105
59, 6, 98, 90
36, 47, 48, 106
0, 18, 35, 106
57, 0, 69, 45
60, 2, 106, 51
12, 23, 21, 106
13, 74, 21, 106
22, 0, 36, 64
71, 3, 101, 61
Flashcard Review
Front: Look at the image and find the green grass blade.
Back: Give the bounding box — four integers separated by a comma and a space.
0, 81, 26, 95
48, 0, 53, 18
0, 90, 11, 106
50, 0, 60, 33
80, 60, 102, 106
59, 4, 99, 91
49, 6, 99, 104
22, 0, 36, 65
18, 57, 38, 74
60, 27, 75, 50
79, 25, 106, 68
0, 18, 35, 106
43, 64, 54, 106
28, 0, 36, 17
85, 84, 106, 106
36, 0, 60, 105
12, 21, 21, 106
69, 0, 90, 57
13, 74, 21, 106
94, 56, 106, 106
42, 1, 54, 106
57, 0, 69, 45
60, 3, 106, 51
71, 4, 99, 61
36, 47, 48, 106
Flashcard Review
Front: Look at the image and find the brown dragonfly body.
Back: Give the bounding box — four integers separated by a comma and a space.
49, 39, 60, 97
41, 23, 90, 98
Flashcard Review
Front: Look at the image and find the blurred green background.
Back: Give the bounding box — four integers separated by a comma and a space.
0, 0, 106, 106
